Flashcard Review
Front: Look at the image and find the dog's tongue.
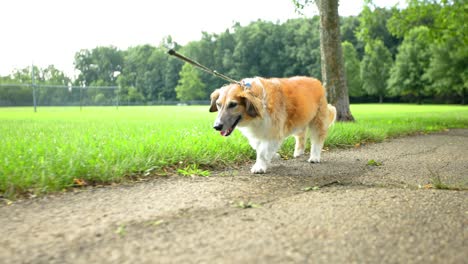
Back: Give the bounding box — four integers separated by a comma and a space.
220, 128, 233, 137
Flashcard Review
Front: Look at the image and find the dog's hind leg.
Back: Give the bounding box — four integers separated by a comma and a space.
307, 97, 333, 163
293, 128, 307, 158
308, 113, 329, 163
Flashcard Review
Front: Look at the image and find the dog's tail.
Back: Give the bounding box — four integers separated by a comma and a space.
327, 104, 337, 127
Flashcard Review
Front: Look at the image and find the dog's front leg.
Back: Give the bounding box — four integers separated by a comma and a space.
247, 138, 259, 151
251, 140, 281, 174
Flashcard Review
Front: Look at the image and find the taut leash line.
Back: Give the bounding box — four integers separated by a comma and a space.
167, 49, 243, 86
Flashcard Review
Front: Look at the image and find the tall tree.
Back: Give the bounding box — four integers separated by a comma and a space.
231, 21, 284, 78
342, 41, 364, 98
425, 37, 467, 104
357, 3, 402, 57
281, 17, 322, 78
361, 39, 393, 103
293, 0, 354, 121
313, 0, 354, 121
388, 26, 432, 104
175, 64, 206, 101
388, 0, 467, 104
74, 46, 123, 86
118, 45, 163, 102
340, 16, 363, 58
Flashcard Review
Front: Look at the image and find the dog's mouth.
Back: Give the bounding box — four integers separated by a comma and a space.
220, 116, 242, 137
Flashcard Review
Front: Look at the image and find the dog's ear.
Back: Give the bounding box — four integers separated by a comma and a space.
240, 90, 263, 118
209, 89, 220, 112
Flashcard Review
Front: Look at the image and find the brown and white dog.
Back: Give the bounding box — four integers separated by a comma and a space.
209, 76, 336, 174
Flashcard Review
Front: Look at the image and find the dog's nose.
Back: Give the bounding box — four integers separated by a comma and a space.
213, 123, 223, 131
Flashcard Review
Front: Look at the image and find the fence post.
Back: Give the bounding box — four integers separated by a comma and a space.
116, 86, 120, 110
80, 83, 84, 111
31, 64, 37, 113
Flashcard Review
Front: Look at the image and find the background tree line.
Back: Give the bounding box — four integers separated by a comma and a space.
0, 0, 466, 106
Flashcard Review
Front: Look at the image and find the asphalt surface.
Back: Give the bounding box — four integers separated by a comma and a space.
1, 129, 467, 264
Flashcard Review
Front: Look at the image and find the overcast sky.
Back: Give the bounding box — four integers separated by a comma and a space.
0, 0, 404, 78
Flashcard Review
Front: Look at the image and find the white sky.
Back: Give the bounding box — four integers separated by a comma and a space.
0, 0, 404, 79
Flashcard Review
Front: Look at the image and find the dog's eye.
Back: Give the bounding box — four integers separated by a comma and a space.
228, 102, 238, 108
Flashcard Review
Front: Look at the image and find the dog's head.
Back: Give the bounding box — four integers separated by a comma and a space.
209, 81, 263, 137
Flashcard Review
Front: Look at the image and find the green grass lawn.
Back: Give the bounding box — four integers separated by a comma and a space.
1, 104, 467, 198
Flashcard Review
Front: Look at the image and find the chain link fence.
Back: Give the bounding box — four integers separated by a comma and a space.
0, 83, 209, 110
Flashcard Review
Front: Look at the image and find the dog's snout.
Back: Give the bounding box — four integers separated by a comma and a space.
213, 123, 223, 131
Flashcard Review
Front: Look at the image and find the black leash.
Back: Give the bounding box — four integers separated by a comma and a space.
167, 49, 243, 86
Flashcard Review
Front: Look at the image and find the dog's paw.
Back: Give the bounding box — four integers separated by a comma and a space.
307, 157, 321, 163
251, 163, 267, 174
293, 149, 304, 158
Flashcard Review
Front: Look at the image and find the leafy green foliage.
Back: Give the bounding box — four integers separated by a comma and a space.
175, 64, 206, 101
127, 87, 145, 103
342, 41, 364, 97
387, 0, 463, 41
388, 26, 432, 104
387, 0, 467, 104
177, 164, 211, 177
117, 43, 182, 102
74, 46, 123, 86
341, 16, 364, 58
425, 37, 467, 104
360, 40, 393, 103
357, 4, 402, 57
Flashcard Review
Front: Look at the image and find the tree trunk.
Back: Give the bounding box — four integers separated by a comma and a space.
379, 94, 383, 103
315, 0, 354, 121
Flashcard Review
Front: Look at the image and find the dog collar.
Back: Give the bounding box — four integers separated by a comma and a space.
241, 77, 267, 110
241, 78, 253, 89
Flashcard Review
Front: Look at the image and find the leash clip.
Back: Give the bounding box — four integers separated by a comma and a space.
241, 79, 253, 90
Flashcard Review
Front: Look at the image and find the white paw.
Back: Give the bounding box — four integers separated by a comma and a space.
293, 149, 304, 158
309, 144, 322, 163
308, 156, 321, 163
251, 162, 267, 174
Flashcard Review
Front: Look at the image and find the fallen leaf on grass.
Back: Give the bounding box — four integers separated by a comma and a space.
73, 178, 87, 186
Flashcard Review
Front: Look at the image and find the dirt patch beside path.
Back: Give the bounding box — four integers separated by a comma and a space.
1, 129, 467, 264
